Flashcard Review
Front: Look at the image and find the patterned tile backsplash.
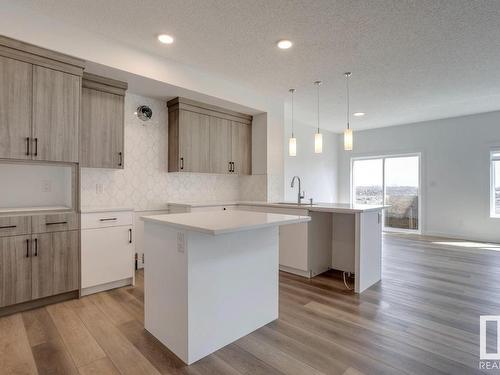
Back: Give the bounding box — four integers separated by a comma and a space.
80, 93, 268, 210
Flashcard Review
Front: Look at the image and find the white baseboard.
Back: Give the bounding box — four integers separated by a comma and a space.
279, 265, 311, 278
81, 278, 133, 296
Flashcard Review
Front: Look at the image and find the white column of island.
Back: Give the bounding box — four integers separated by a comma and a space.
141, 210, 310, 365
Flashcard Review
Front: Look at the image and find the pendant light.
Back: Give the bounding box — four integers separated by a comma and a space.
313, 81, 323, 154
288, 88, 297, 157
344, 72, 353, 151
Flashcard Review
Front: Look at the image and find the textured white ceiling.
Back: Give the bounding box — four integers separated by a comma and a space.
13, 0, 500, 131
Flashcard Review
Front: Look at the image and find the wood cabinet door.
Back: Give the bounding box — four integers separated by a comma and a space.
32, 231, 79, 299
0, 235, 32, 307
32, 66, 80, 163
178, 110, 210, 172
209, 116, 232, 174
52, 230, 79, 295
231, 121, 252, 175
0, 56, 32, 160
31, 233, 53, 299
80, 87, 124, 168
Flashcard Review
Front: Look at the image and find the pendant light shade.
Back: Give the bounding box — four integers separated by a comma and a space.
314, 133, 323, 153
313, 80, 323, 154
344, 128, 353, 151
289, 136, 297, 156
288, 88, 297, 157
344, 72, 353, 151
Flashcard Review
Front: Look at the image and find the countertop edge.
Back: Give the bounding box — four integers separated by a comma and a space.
167, 201, 388, 213
141, 215, 311, 235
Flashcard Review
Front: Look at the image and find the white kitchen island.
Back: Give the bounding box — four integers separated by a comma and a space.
141, 210, 310, 365
168, 201, 387, 293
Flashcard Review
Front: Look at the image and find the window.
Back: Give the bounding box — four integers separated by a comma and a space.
352, 154, 420, 232
491, 151, 500, 218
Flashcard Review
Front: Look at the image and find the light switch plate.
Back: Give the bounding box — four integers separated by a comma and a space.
177, 232, 185, 253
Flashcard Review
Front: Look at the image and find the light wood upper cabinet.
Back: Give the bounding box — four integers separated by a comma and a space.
231, 121, 251, 175
168, 97, 252, 175
210, 117, 232, 173
32, 66, 80, 163
0, 56, 32, 160
169, 109, 211, 173
0, 235, 32, 307
80, 73, 127, 169
0, 35, 85, 163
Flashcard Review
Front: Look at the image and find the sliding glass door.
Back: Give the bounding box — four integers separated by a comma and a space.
352, 154, 420, 232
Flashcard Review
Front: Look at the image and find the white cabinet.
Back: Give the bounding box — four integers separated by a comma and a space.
81, 209, 134, 296
238, 205, 311, 276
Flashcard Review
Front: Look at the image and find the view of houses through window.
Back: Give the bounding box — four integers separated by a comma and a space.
352, 155, 420, 232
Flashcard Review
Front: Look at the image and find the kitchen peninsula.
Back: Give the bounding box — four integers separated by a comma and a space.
141, 210, 310, 365
168, 201, 387, 293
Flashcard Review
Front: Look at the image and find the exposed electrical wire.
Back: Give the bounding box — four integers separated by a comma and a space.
343, 271, 354, 290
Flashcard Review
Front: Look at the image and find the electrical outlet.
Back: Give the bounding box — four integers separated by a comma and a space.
41, 180, 51, 193
142, 253, 145, 264
177, 232, 185, 253
95, 183, 104, 194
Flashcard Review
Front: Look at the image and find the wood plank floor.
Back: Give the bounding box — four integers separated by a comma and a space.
1, 234, 498, 374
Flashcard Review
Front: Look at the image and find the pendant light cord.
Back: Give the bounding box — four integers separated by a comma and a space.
289, 88, 295, 137
345, 72, 351, 130
313, 81, 322, 134
317, 83, 320, 134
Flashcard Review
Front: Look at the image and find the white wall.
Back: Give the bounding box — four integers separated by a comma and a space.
283, 118, 339, 203
0, 163, 73, 209
337, 111, 500, 243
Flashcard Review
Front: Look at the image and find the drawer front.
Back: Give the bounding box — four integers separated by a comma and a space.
81, 211, 133, 230
0, 216, 31, 237
32, 213, 79, 233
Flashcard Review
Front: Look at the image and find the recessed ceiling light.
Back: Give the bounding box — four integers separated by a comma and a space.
353, 112, 366, 117
277, 40, 293, 49
158, 34, 174, 44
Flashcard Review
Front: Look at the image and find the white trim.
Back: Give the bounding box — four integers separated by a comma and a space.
350, 152, 422, 234
491, 149, 500, 218
80, 277, 133, 296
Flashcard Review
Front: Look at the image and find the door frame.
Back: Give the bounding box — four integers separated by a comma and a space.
350, 152, 422, 234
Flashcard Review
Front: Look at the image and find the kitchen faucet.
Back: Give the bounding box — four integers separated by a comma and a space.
290, 176, 305, 205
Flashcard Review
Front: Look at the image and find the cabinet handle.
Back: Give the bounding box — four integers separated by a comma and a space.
34, 238, 38, 257
33, 138, 38, 157
26, 137, 30, 156
180, 157, 184, 170
118, 152, 123, 166
0, 225, 17, 229
99, 217, 117, 222
129, 228, 132, 244
228, 161, 231, 172
46, 221, 68, 226
26, 239, 30, 258
231, 162, 235, 173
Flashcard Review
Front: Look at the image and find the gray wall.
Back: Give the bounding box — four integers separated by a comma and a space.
337, 111, 500, 243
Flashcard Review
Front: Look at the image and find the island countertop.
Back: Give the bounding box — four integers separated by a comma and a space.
141, 210, 311, 235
